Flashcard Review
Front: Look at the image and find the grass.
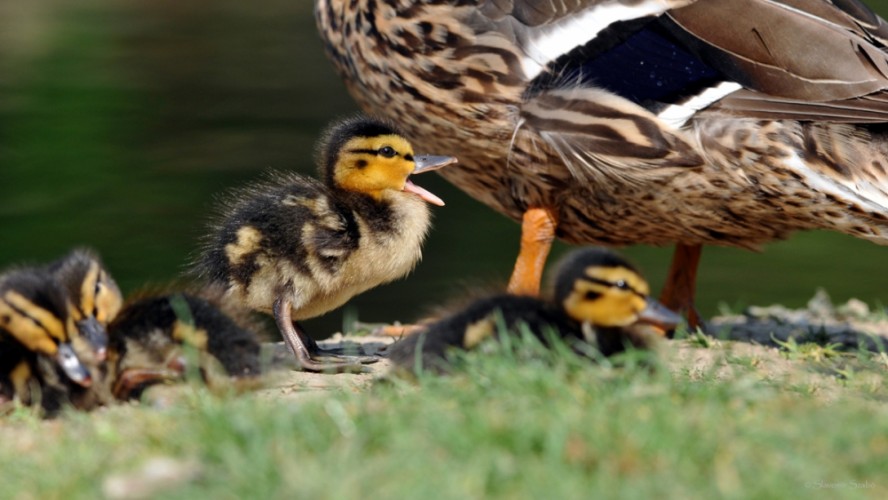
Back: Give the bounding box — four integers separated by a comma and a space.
1, 334, 887, 499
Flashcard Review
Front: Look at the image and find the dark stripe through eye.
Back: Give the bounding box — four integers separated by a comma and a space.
585, 276, 644, 297
348, 147, 399, 158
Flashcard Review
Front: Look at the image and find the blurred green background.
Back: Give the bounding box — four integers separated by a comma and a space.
3, 0, 888, 337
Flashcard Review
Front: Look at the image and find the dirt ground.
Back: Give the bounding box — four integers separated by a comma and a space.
250, 291, 888, 402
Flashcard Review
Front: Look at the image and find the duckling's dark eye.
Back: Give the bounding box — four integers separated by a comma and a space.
615, 280, 629, 290
378, 146, 396, 158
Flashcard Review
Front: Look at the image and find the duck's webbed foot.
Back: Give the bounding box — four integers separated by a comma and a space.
273, 298, 377, 373
659, 243, 706, 336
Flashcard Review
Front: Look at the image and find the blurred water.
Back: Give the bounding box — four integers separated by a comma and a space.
2, 0, 888, 338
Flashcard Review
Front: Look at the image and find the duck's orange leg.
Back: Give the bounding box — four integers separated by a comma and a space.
659, 243, 704, 334
507, 207, 558, 296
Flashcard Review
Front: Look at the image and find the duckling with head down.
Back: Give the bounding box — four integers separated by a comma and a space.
47, 248, 123, 362
107, 292, 262, 400
0, 267, 100, 413
388, 248, 681, 373
198, 116, 456, 372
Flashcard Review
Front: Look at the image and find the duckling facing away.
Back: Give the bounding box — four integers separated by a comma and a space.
197, 116, 456, 372
0, 267, 103, 414
388, 248, 681, 373
47, 248, 123, 361
107, 292, 262, 400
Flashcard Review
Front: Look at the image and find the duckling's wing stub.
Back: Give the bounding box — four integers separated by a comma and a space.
199, 175, 359, 288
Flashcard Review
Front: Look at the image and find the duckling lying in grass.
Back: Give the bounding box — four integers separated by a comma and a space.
388, 248, 681, 373
0, 267, 103, 414
198, 116, 456, 372
107, 292, 262, 400
47, 248, 123, 362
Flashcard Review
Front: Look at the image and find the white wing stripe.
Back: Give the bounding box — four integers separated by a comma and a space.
657, 82, 743, 128
519, 0, 675, 78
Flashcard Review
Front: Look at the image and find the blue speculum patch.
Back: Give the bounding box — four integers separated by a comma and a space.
535, 19, 724, 111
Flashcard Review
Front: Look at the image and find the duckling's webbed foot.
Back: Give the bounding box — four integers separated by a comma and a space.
272, 298, 376, 373
308, 348, 379, 365
298, 332, 379, 363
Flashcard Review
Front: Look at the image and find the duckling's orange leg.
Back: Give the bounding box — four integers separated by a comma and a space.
659, 243, 704, 335
273, 298, 374, 373
507, 207, 558, 296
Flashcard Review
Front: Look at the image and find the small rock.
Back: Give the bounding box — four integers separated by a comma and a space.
102, 456, 203, 500
806, 288, 835, 318
836, 298, 870, 319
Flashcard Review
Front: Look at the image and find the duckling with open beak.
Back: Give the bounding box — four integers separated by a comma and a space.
199, 116, 456, 372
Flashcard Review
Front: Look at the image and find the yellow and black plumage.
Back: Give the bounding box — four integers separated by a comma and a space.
106, 292, 262, 400
388, 248, 681, 373
0, 267, 101, 414
317, 0, 888, 328
197, 115, 457, 372
47, 248, 123, 361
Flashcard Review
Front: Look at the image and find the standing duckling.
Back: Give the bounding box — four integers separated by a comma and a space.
47, 248, 123, 361
388, 248, 681, 373
0, 267, 100, 413
198, 116, 456, 372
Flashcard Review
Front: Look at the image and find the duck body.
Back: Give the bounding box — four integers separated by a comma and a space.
107, 293, 261, 399
317, 0, 888, 318
198, 116, 455, 371
388, 248, 681, 373
316, 0, 888, 246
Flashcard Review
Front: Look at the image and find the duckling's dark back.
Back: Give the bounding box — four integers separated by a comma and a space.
388, 294, 577, 373
109, 293, 261, 378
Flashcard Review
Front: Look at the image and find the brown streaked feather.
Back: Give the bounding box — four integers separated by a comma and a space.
667, 0, 888, 101
702, 89, 888, 123
521, 87, 702, 185
480, 0, 698, 27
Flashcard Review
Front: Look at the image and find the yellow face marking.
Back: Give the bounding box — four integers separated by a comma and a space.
172, 321, 209, 351
10, 361, 33, 400
333, 135, 416, 198
95, 270, 122, 324
225, 226, 263, 266
562, 266, 649, 328
69, 262, 122, 325
0, 291, 66, 354
77, 262, 100, 321
463, 317, 496, 349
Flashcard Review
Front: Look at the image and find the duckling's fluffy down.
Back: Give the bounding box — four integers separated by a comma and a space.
197, 170, 431, 320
